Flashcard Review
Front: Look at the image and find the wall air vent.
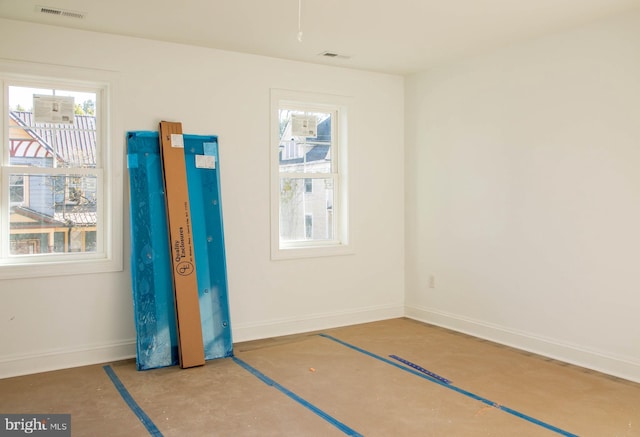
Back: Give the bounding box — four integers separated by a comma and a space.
319, 51, 351, 60
36, 5, 86, 19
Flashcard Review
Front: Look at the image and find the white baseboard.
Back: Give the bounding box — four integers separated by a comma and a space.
232, 304, 405, 343
405, 305, 640, 384
0, 305, 403, 379
0, 340, 136, 380
9, 304, 635, 384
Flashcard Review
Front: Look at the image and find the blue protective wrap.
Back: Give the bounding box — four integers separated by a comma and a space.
127, 131, 233, 370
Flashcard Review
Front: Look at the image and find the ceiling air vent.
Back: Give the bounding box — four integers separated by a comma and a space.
319, 51, 351, 60
36, 5, 86, 19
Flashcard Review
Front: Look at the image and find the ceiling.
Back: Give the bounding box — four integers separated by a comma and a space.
1, 0, 639, 75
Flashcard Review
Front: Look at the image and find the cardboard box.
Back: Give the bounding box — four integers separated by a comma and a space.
159, 121, 205, 368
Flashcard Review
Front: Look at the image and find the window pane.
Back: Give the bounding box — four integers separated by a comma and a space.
280, 177, 334, 242
9, 173, 98, 255
8, 86, 97, 169
9, 175, 25, 203
278, 110, 332, 174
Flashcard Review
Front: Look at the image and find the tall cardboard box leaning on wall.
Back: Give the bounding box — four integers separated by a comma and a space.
159, 121, 205, 368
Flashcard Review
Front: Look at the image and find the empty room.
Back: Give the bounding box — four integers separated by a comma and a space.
0, 1, 639, 436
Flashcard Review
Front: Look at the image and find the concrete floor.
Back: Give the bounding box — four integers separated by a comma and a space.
1, 318, 639, 436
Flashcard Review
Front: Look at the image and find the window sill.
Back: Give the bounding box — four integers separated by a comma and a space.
271, 242, 354, 261
0, 255, 122, 280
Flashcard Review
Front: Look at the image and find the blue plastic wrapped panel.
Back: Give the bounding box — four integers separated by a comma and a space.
127, 131, 233, 370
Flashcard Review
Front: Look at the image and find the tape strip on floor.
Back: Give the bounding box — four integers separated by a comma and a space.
103, 365, 163, 437
319, 333, 578, 437
233, 357, 363, 437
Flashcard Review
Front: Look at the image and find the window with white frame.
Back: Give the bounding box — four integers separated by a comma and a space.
0, 63, 122, 278
270, 89, 352, 259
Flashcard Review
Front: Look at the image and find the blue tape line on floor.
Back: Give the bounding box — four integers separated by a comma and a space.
319, 334, 578, 437
232, 357, 363, 437
103, 365, 163, 437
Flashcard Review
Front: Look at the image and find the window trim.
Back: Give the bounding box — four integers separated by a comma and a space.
270, 88, 353, 260
0, 59, 122, 279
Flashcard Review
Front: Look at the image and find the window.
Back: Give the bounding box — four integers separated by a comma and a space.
270, 89, 352, 259
0, 61, 122, 278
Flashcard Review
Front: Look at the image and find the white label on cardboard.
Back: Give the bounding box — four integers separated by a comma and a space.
195, 154, 216, 169
171, 134, 184, 148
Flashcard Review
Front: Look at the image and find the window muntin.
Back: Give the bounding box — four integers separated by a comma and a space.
271, 89, 351, 259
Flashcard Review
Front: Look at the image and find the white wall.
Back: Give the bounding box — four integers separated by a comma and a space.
0, 19, 405, 378
405, 11, 640, 382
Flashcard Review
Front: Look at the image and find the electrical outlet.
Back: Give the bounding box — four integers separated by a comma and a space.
428, 275, 435, 289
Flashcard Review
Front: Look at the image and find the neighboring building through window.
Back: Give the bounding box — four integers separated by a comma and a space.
1, 63, 122, 278
9, 174, 25, 204
270, 89, 352, 259
305, 214, 313, 239
6, 96, 98, 255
